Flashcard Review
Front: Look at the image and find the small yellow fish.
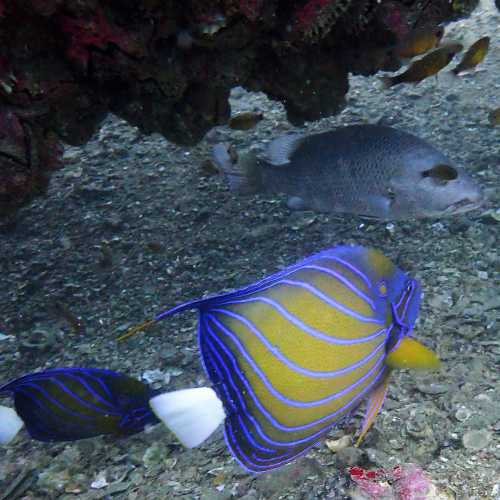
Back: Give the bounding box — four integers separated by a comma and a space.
395, 25, 444, 59
381, 43, 463, 88
229, 111, 263, 131
451, 36, 490, 75
489, 107, 500, 126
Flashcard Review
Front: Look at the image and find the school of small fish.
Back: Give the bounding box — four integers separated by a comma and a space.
0, 14, 496, 492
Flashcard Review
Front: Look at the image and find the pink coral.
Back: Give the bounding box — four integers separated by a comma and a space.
349, 464, 436, 500
392, 465, 434, 500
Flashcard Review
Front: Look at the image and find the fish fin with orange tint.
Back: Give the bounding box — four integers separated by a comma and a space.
355, 371, 391, 447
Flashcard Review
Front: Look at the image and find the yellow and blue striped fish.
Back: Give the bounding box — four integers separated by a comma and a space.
124, 245, 439, 473
0, 368, 160, 445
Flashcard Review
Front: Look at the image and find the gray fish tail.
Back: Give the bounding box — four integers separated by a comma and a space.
212, 143, 262, 195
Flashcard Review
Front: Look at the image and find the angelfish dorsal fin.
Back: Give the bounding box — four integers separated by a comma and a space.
265, 133, 305, 166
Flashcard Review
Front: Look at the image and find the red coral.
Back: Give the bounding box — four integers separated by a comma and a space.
239, 0, 264, 21
349, 464, 436, 500
60, 8, 144, 70
293, 0, 334, 33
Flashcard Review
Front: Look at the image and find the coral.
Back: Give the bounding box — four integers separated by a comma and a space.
238, 0, 264, 21
0, 0, 480, 216
349, 464, 441, 500
60, 7, 145, 70
293, 0, 353, 39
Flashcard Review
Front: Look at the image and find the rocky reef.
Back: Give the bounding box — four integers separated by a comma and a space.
0, 0, 480, 216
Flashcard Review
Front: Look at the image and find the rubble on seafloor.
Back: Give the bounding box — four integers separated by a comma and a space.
0, 0, 481, 216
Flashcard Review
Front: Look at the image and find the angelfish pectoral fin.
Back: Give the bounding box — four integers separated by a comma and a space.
385, 337, 440, 371
355, 373, 391, 447
0, 405, 24, 445
149, 387, 226, 448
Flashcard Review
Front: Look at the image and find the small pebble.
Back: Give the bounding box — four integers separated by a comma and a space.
455, 407, 472, 422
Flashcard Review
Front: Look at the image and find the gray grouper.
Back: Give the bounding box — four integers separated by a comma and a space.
213, 124, 483, 220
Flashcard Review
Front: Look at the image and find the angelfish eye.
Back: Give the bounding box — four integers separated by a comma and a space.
377, 280, 388, 297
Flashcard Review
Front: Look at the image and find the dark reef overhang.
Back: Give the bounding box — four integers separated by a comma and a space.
0, 0, 481, 216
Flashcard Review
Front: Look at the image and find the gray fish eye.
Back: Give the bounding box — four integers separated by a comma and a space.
387, 187, 396, 201
421, 164, 458, 183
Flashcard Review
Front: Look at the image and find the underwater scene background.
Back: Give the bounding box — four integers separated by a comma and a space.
0, 1, 499, 498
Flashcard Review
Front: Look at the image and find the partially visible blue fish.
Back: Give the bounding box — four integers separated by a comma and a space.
121, 245, 440, 473
0, 368, 160, 444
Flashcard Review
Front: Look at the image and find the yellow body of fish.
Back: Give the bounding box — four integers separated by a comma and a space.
452, 36, 490, 75
382, 43, 463, 88
395, 26, 444, 59
489, 107, 500, 126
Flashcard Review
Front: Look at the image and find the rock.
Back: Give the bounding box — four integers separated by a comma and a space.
462, 430, 492, 451
254, 457, 323, 497
334, 446, 364, 467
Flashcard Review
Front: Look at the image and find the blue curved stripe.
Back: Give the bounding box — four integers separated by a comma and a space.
203, 319, 387, 454
81, 372, 115, 400
55, 373, 117, 411
210, 309, 386, 377
214, 302, 385, 347
204, 316, 386, 437
400, 281, 417, 319
219, 284, 381, 326
15, 387, 103, 432
224, 423, 302, 472
153, 247, 375, 324
279, 278, 377, 321
34, 378, 121, 416
208, 314, 385, 407
17, 383, 115, 420
0, 368, 120, 399
300, 264, 376, 310
320, 256, 372, 289
202, 341, 277, 454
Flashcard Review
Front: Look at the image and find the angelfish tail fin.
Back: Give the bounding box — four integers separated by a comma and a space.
149, 387, 225, 448
0, 405, 24, 445
212, 143, 261, 194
